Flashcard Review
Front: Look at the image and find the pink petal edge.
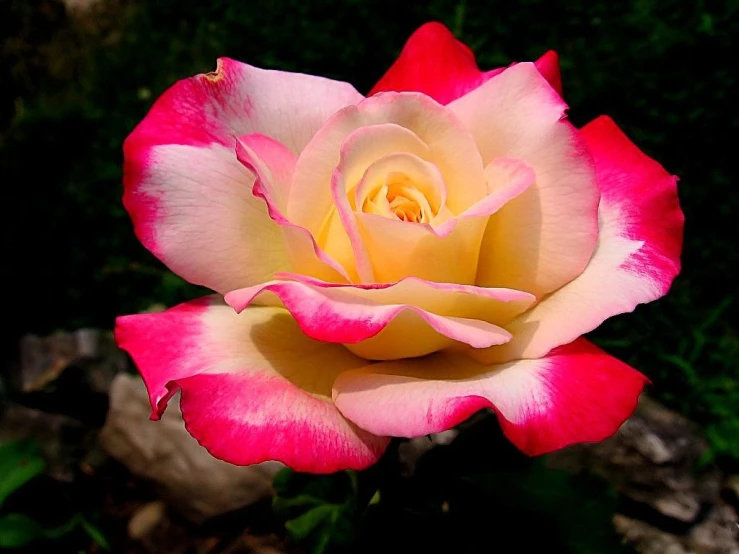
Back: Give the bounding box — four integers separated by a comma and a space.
333, 338, 648, 456
115, 297, 389, 473
369, 22, 563, 104
224, 280, 515, 349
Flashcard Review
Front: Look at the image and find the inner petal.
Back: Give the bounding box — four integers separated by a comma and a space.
355, 153, 446, 225
289, 92, 487, 241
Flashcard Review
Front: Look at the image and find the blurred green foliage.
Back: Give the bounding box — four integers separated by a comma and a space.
1, 0, 738, 460
0, 439, 108, 550
274, 423, 629, 553
273, 468, 360, 553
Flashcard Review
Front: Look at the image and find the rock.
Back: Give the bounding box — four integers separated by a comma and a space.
688, 505, 739, 554
0, 402, 92, 482
128, 501, 166, 540
548, 396, 721, 526
725, 477, 739, 510
615, 504, 739, 554
99, 374, 282, 523
18, 328, 127, 394
614, 514, 689, 554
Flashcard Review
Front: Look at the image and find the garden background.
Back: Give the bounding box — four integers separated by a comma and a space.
1, 1, 737, 552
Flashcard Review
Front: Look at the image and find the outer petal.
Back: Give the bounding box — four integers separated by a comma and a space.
369, 22, 563, 104
124, 58, 363, 293
450, 63, 600, 297
333, 338, 647, 456
478, 116, 684, 363
225, 277, 534, 360
115, 298, 388, 472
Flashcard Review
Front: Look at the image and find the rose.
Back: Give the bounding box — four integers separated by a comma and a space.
116, 22, 683, 473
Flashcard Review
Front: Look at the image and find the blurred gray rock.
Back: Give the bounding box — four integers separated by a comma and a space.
725, 476, 739, 510
548, 396, 721, 525
688, 505, 739, 554
128, 501, 166, 541
614, 514, 690, 554
99, 374, 282, 523
616, 504, 739, 554
18, 328, 127, 394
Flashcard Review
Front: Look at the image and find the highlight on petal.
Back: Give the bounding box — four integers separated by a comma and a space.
450, 63, 600, 298
333, 338, 647, 456
115, 297, 388, 473
235, 135, 350, 283
124, 142, 291, 294
225, 277, 534, 360
124, 59, 363, 293
369, 22, 563, 104
478, 116, 683, 363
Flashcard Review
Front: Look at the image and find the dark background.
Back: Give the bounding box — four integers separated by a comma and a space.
1, 0, 737, 460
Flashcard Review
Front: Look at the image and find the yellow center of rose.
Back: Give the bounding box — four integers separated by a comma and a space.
361, 172, 434, 223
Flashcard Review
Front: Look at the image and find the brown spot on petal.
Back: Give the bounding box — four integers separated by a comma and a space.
204, 59, 225, 83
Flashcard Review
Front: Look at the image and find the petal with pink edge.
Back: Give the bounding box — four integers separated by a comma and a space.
368, 22, 563, 104
449, 63, 600, 298
124, 59, 363, 292
333, 338, 647, 456
225, 277, 534, 360
115, 298, 388, 472
477, 116, 683, 363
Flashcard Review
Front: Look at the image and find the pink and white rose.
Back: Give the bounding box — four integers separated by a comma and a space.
116, 23, 684, 472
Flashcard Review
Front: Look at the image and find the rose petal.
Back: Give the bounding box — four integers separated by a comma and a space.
124, 142, 290, 294
355, 212, 484, 284
333, 338, 647, 456
124, 58, 363, 292
235, 135, 350, 282
346, 157, 534, 283
477, 116, 684, 363
130, 57, 364, 154
534, 50, 564, 97
433, 157, 536, 236
331, 144, 450, 282
115, 297, 388, 472
449, 63, 600, 297
326, 124, 437, 282
288, 92, 486, 243
369, 22, 563, 103
225, 277, 534, 360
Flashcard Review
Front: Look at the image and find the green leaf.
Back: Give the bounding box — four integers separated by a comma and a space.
0, 512, 108, 550
0, 514, 45, 548
273, 468, 358, 553
0, 513, 80, 548
79, 517, 110, 550
0, 440, 46, 507
285, 504, 336, 541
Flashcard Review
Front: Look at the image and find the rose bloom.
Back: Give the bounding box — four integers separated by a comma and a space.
117, 23, 683, 472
